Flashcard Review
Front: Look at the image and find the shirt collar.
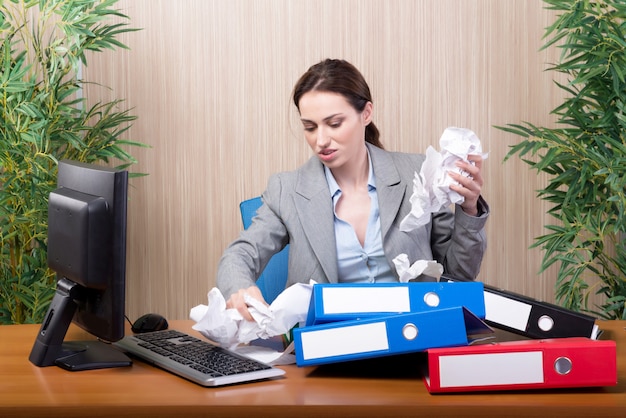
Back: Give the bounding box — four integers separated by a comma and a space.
324, 148, 376, 199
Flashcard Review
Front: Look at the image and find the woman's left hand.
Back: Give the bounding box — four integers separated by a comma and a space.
448, 155, 484, 216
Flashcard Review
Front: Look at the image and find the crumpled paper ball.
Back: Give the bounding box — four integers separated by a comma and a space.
189, 282, 312, 349
392, 254, 444, 282
400, 127, 488, 231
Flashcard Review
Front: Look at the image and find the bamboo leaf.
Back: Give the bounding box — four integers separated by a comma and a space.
496, 0, 626, 319
1, 0, 147, 325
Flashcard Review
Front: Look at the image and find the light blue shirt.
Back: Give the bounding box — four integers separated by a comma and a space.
324, 153, 396, 283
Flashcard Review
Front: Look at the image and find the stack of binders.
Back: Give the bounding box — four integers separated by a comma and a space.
421, 275, 617, 392
293, 281, 493, 367
292, 280, 618, 393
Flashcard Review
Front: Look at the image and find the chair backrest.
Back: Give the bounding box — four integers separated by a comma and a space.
239, 197, 289, 303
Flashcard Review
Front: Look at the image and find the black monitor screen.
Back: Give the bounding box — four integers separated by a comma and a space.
29, 160, 131, 371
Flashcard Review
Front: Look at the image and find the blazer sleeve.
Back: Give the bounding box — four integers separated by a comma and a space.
378, 147, 489, 281
215, 177, 289, 300
431, 195, 489, 280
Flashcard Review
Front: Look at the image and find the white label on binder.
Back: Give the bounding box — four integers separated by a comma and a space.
439, 351, 544, 387
484, 292, 532, 331
300, 322, 389, 360
321, 287, 411, 314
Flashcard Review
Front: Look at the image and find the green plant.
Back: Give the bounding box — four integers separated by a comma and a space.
499, 0, 626, 319
1, 0, 145, 324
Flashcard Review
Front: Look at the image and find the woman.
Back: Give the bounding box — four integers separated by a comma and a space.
217, 59, 489, 320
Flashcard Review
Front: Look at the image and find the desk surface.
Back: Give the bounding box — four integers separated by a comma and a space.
1, 320, 625, 418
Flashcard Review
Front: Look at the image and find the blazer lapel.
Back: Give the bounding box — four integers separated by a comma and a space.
368, 144, 406, 239
294, 157, 339, 282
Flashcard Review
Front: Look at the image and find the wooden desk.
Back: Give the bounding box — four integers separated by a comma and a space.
1, 320, 624, 417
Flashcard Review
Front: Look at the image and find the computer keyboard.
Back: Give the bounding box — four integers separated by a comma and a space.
113, 329, 285, 387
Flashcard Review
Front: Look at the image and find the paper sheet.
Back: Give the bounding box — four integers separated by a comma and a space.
399, 127, 488, 231
235, 340, 296, 366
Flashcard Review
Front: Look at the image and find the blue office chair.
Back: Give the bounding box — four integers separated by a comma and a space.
239, 197, 289, 303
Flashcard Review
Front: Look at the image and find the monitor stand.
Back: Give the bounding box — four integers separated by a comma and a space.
54, 340, 131, 371
29, 277, 131, 371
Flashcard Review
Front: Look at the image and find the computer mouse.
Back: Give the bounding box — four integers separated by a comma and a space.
131, 313, 169, 333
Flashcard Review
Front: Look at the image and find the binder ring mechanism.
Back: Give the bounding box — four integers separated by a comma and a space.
423, 292, 440, 307
537, 315, 555, 332
554, 357, 573, 375
402, 323, 418, 340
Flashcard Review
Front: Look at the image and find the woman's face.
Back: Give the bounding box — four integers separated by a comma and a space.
298, 91, 372, 170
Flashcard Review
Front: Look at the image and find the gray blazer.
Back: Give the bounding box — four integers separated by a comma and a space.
217, 143, 489, 299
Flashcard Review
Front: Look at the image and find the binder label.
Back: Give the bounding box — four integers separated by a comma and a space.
484, 292, 531, 331
299, 322, 390, 360
439, 351, 544, 387
321, 287, 411, 314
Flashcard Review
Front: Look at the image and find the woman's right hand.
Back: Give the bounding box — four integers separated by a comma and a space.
225, 286, 267, 321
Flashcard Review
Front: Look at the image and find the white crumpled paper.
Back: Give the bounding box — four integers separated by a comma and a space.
189, 282, 313, 350
399, 127, 488, 232
392, 254, 444, 282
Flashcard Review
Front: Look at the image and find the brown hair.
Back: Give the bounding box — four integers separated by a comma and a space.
292, 59, 383, 149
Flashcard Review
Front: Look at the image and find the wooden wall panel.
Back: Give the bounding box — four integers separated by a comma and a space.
83, 0, 584, 321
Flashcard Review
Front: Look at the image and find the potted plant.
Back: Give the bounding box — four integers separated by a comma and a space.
499, 0, 626, 319
0, 0, 145, 324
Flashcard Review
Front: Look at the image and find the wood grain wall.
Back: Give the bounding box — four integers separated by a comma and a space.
83, 0, 583, 321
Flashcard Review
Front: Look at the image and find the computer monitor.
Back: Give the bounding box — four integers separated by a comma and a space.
29, 160, 132, 371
